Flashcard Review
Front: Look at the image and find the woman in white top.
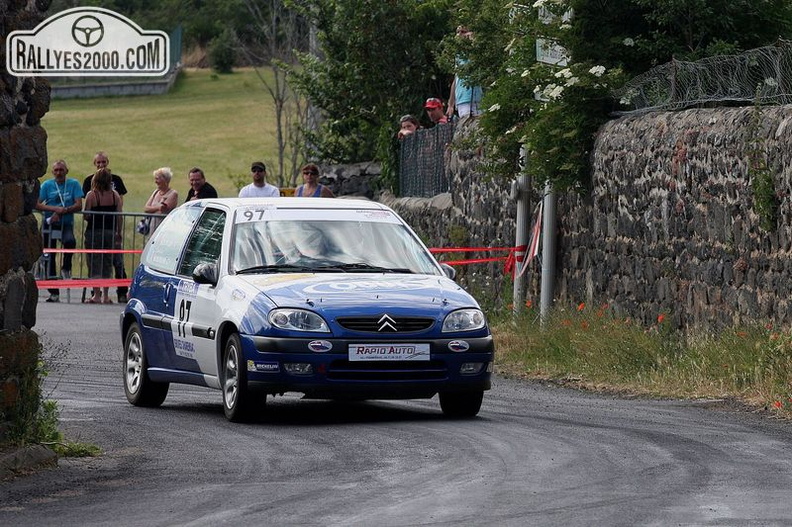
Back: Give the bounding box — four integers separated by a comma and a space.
143, 167, 179, 234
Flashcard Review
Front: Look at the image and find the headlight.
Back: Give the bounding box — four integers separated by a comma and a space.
442, 309, 486, 332
269, 309, 330, 332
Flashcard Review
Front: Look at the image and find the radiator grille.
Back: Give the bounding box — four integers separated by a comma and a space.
336, 315, 434, 333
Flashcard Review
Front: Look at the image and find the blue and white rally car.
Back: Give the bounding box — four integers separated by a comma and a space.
121, 198, 494, 421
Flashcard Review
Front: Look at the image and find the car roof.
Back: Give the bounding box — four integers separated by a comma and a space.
193, 197, 390, 211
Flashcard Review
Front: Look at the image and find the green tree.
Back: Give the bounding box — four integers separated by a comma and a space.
286, 0, 453, 186
450, 0, 792, 192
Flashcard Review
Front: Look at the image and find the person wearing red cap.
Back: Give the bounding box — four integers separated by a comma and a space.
424, 97, 449, 125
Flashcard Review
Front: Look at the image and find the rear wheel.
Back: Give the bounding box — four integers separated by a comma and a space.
123, 322, 169, 407
439, 390, 483, 418
222, 333, 261, 422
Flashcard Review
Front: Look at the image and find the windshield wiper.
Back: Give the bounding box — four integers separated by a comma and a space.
319, 263, 414, 273
235, 264, 314, 274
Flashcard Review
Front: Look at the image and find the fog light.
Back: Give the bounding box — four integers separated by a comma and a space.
460, 362, 484, 375
284, 363, 314, 375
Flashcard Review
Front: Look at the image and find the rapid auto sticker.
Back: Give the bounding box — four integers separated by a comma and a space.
349, 343, 430, 361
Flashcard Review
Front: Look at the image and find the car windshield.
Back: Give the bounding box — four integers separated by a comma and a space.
231, 215, 440, 275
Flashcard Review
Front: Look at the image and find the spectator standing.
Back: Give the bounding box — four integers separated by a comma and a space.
296, 164, 334, 197
447, 26, 483, 119
82, 151, 129, 303
36, 159, 83, 303
143, 167, 179, 234
185, 166, 218, 202
424, 98, 449, 125
397, 114, 421, 139
239, 162, 280, 197
83, 168, 122, 304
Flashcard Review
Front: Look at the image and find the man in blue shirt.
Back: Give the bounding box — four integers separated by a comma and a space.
36, 159, 84, 303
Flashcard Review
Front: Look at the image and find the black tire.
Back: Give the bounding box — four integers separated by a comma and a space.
221, 333, 262, 422
123, 322, 169, 407
439, 390, 484, 418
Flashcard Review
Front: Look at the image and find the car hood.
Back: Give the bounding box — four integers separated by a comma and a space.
234, 273, 477, 314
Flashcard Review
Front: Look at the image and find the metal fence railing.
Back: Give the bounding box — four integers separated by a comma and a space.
35, 211, 164, 302
399, 123, 454, 197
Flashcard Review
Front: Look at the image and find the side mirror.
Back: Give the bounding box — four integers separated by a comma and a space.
440, 263, 456, 280
193, 262, 218, 286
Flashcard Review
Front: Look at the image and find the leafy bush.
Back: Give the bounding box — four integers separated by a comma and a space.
208, 28, 237, 74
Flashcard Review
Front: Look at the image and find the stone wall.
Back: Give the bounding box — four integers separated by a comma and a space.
385, 105, 792, 330
0, 2, 49, 442
567, 105, 792, 329
382, 119, 523, 306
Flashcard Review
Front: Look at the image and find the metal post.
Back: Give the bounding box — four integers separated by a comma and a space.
540, 181, 556, 325
512, 146, 530, 316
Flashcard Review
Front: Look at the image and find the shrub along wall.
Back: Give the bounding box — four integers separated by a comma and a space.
386, 105, 792, 330
0, 4, 49, 442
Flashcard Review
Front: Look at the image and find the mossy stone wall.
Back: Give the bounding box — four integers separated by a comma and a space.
0, 1, 49, 442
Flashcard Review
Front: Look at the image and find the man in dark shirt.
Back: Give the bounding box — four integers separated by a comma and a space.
83, 151, 129, 303
82, 151, 128, 199
185, 166, 218, 201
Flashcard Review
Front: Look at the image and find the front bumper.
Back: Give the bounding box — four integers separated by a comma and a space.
240, 334, 494, 398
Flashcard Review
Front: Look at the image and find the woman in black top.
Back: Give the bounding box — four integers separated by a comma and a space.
83, 168, 122, 304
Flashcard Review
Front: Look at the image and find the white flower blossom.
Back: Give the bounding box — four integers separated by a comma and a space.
564, 76, 579, 87
522, 69, 532, 78
533, 85, 542, 94
488, 103, 501, 112
589, 65, 606, 77
543, 83, 564, 100
560, 23, 571, 30
506, 67, 515, 75
619, 95, 632, 105
765, 77, 779, 87
554, 68, 573, 80
532, 0, 546, 7
623, 37, 635, 47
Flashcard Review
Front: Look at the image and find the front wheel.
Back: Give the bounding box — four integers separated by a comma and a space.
439, 390, 483, 418
221, 333, 262, 422
123, 322, 169, 407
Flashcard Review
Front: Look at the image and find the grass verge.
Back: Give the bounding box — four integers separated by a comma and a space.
43, 68, 284, 215
493, 302, 792, 418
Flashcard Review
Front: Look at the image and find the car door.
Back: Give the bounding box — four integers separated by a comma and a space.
136, 205, 201, 370
167, 208, 227, 381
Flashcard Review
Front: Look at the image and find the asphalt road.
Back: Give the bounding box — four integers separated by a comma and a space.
2, 300, 792, 526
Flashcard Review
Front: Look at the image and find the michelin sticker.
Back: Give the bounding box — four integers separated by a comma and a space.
247, 360, 279, 373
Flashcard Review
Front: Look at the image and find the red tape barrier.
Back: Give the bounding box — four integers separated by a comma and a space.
37, 278, 132, 289
37, 246, 524, 289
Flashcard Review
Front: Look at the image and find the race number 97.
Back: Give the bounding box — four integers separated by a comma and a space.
237, 207, 271, 223
177, 299, 192, 337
